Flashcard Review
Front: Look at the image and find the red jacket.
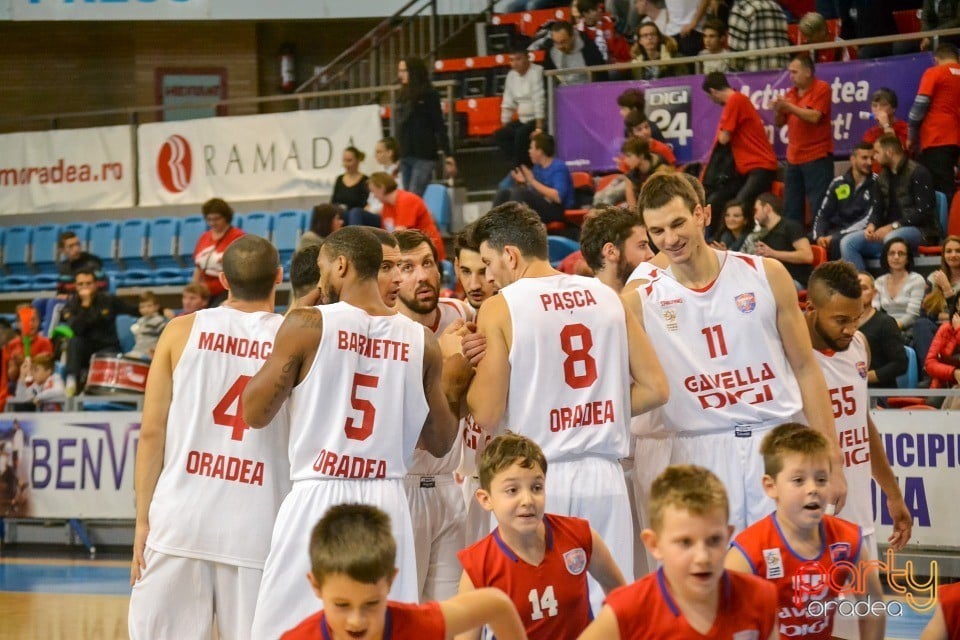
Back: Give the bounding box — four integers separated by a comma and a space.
925, 321, 960, 388
577, 15, 632, 63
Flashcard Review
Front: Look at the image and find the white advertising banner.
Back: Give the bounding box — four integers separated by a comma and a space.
870, 409, 958, 548
137, 105, 382, 206
1, 413, 139, 519
11, 0, 483, 20
0, 125, 135, 214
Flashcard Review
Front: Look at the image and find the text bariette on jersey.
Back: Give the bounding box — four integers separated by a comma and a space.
338, 330, 410, 361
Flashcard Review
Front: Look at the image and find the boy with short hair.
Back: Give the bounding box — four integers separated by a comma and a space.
726, 423, 884, 640
126, 291, 167, 360
698, 20, 730, 74
579, 465, 778, 640
281, 504, 527, 640
456, 434, 625, 640
11, 354, 66, 412
622, 138, 671, 210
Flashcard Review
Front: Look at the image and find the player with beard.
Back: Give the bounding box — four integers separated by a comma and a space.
242, 227, 470, 639
394, 229, 474, 602
804, 260, 913, 640
579, 206, 655, 293
454, 225, 499, 312
452, 225, 500, 546
370, 228, 403, 308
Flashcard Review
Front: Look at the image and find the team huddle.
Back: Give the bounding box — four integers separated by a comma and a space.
129, 173, 960, 640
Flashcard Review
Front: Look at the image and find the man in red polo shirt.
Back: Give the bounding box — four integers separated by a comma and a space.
773, 53, 834, 227
702, 71, 779, 237
909, 43, 960, 202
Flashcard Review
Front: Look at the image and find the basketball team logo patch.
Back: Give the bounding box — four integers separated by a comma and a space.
829, 542, 851, 563
563, 548, 587, 575
857, 361, 868, 379
735, 292, 756, 314
763, 548, 784, 579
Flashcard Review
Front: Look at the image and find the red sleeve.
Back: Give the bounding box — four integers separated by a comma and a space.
917, 66, 937, 97
394, 191, 424, 229
650, 140, 676, 166
718, 96, 740, 134
457, 537, 489, 590
390, 601, 446, 638
279, 611, 324, 640
924, 323, 959, 384
809, 80, 831, 116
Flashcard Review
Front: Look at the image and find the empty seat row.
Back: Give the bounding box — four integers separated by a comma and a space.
0, 210, 309, 292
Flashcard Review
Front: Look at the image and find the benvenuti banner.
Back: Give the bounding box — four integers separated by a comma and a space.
137, 105, 382, 206
556, 53, 932, 172
0, 125, 134, 214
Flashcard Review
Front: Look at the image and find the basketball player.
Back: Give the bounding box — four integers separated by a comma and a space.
579, 205, 665, 578
454, 224, 499, 311
452, 225, 499, 546
804, 260, 913, 640
394, 229, 473, 602
370, 228, 403, 308
290, 244, 321, 306
466, 202, 669, 610
129, 235, 291, 640
241, 227, 468, 640
622, 173, 846, 534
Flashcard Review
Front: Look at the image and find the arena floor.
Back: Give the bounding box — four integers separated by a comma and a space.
0, 554, 935, 639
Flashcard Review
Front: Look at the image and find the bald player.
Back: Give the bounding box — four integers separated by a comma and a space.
242, 227, 469, 639
622, 173, 846, 534
467, 202, 668, 610
129, 235, 290, 640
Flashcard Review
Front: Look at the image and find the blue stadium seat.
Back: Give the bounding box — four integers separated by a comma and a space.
897, 345, 919, 389
3, 226, 34, 275
147, 217, 181, 269
30, 274, 60, 291
116, 270, 156, 288
547, 235, 579, 267
31, 224, 61, 274
423, 184, 452, 232
116, 314, 137, 353
274, 210, 306, 264
936, 191, 949, 233
90, 221, 119, 271
238, 212, 273, 239
119, 219, 150, 271
178, 215, 207, 269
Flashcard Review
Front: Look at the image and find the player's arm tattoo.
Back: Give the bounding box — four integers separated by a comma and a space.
261, 355, 299, 421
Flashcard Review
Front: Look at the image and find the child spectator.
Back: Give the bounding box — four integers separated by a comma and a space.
165, 283, 211, 320
0, 306, 54, 410
457, 433, 625, 640
126, 291, 167, 361
921, 581, 960, 639
726, 423, 884, 640
623, 138, 672, 209
280, 504, 526, 640
10, 354, 66, 412
579, 465, 779, 639
698, 19, 730, 74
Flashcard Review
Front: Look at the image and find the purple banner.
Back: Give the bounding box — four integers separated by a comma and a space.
556, 54, 933, 172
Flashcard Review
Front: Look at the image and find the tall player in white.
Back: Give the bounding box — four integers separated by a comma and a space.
804, 260, 913, 639
395, 229, 473, 602
241, 227, 469, 640
129, 235, 291, 640
623, 173, 846, 533
467, 202, 669, 610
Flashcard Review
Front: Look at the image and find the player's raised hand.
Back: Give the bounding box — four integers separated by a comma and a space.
886, 496, 913, 551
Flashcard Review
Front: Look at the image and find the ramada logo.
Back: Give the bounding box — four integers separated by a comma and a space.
157, 134, 192, 193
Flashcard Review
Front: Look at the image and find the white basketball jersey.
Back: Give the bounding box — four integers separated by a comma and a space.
500, 274, 631, 461
147, 307, 291, 569
814, 332, 873, 535
410, 298, 474, 475
288, 303, 429, 482
636, 251, 803, 433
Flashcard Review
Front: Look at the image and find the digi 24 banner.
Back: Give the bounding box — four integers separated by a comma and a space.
556, 54, 932, 173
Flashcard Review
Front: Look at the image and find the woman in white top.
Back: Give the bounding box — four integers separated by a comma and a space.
873, 237, 926, 332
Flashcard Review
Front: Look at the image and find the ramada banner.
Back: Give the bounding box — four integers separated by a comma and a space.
556, 54, 932, 173
137, 104, 383, 206
0, 125, 134, 214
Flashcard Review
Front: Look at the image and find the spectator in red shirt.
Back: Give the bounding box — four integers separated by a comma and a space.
773, 53, 834, 226
908, 43, 960, 203
368, 172, 446, 261
192, 198, 246, 306
624, 111, 676, 165
925, 305, 960, 391
576, 0, 633, 64
702, 71, 779, 237
862, 88, 909, 173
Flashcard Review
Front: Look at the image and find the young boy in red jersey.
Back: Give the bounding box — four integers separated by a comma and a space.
921, 582, 960, 639
726, 423, 884, 640
579, 465, 778, 640
281, 504, 527, 640
456, 433, 625, 640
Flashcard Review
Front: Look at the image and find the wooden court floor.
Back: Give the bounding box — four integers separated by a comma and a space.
0, 555, 933, 639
